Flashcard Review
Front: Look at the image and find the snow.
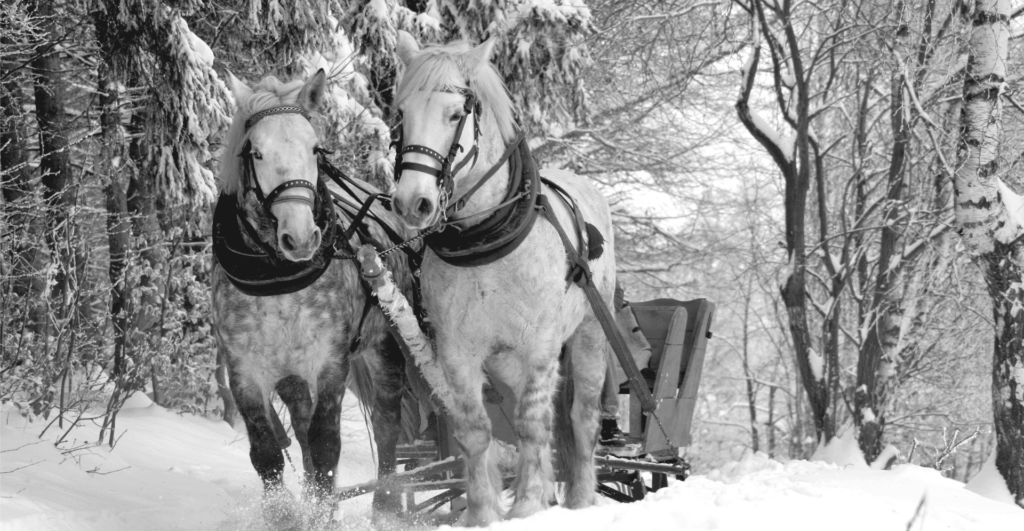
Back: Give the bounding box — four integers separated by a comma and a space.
995, 177, 1024, 245
367, 0, 389, 20
750, 111, 792, 162
4, 399, 1022, 530
187, 30, 214, 68
807, 346, 824, 382
811, 427, 867, 468
0, 395, 378, 531
966, 448, 1017, 506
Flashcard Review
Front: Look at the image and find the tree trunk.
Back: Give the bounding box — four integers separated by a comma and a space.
1, 70, 47, 329
125, 104, 167, 403
767, 386, 777, 458
856, 43, 911, 463
97, 64, 132, 383
740, 287, 760, 452
30, 1, 77, 311
736, 5, 833, 444
953, 0, 1023, 508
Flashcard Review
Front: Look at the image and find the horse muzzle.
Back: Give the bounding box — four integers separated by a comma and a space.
278, 227, 321, 262
393, 192, 439, 228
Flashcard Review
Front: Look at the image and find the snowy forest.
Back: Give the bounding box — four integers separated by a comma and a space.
2, 0, 1024, 529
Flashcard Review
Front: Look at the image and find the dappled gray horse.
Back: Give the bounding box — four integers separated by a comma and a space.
210, 71, 414, 528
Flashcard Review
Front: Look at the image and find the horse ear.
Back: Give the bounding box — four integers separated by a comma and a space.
227, 72, 253, 103
464, 36, 498, 73
297, 69, 327, 113
396, 30, 420, 66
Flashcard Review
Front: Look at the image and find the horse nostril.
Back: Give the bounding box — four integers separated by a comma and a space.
310, 228, 321, 249
281, 233, 297, 252
415, 197, 433, 216
393, 197, 407, 217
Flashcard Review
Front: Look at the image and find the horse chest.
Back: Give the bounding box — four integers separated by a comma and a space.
422, 224, 589, 347
214, 269, 348, 387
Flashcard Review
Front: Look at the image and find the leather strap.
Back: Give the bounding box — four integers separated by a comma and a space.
448, 131, 525, 215
536, 193, 657, 413
245, 106, 310, 130
262, 179, 316, 213
398, 162, 443, 178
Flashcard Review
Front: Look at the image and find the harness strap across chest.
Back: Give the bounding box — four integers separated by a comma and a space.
534, 184, 659, 417
536, 179, 600, 285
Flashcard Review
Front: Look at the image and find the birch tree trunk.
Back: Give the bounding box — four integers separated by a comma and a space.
953, 0, 1023, 508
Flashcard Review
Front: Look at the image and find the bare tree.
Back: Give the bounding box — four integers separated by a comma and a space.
734, 0, 958, 462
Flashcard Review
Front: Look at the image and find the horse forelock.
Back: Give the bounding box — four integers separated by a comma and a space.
396, 41, 518, 145
219, 76, 314, 196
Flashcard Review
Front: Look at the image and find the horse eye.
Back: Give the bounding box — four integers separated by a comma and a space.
632, 327, 641, 333
252, 150, 263, 160
450, 112, 464, 122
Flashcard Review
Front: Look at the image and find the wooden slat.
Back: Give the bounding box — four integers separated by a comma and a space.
644, 307, 687, 453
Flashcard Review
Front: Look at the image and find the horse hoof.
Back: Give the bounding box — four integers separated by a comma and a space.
370, 509, 407, 531
507, 499, 547, 520
561, 492, 597, 510
371, 490, 403, 515
457, 509, 502, 527
262, 487, 301, 531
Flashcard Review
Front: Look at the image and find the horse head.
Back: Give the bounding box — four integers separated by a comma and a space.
391, 31, 518, 230
225, 70, 327, 262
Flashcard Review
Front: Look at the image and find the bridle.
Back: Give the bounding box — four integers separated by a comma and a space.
392, 86, 482, 222
240, 105, 321, 222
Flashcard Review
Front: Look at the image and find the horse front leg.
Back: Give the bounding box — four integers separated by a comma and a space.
443, 355, 503, 526
304, 366, 347, 528
508, 350, 560, 519
369, 334, 406, 518
276, 375, 314, 474
230, 374, 298, 530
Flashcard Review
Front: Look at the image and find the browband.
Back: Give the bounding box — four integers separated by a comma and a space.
245, 106, 311, 131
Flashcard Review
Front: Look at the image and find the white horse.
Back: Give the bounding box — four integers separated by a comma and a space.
390, 33, 617, 525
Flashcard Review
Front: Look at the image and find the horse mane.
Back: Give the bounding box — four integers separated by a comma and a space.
219, 76, 311, 195
395, 41, 518, 145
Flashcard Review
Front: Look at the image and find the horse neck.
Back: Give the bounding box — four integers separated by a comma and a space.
449, 118, 511, 229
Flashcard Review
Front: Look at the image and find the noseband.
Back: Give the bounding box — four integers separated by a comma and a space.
241, 105, 320, 220
392, 86, 481, 217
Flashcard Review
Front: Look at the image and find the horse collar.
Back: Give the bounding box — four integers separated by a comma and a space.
212, 169, 339, 297
424, 140, 541, 267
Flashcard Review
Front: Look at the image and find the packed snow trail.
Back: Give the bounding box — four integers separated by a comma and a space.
2, 397, 1022, 531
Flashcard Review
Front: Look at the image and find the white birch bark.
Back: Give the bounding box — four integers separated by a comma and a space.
954, 0, 1024, 508
954, 0, 1010, 256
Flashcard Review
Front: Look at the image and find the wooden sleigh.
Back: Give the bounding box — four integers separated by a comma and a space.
334, 297, 716, 514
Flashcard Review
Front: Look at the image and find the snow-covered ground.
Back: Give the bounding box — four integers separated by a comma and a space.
2, 395, 1021, 531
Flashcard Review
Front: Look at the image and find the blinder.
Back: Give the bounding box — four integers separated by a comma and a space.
392, 86, 482, 212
